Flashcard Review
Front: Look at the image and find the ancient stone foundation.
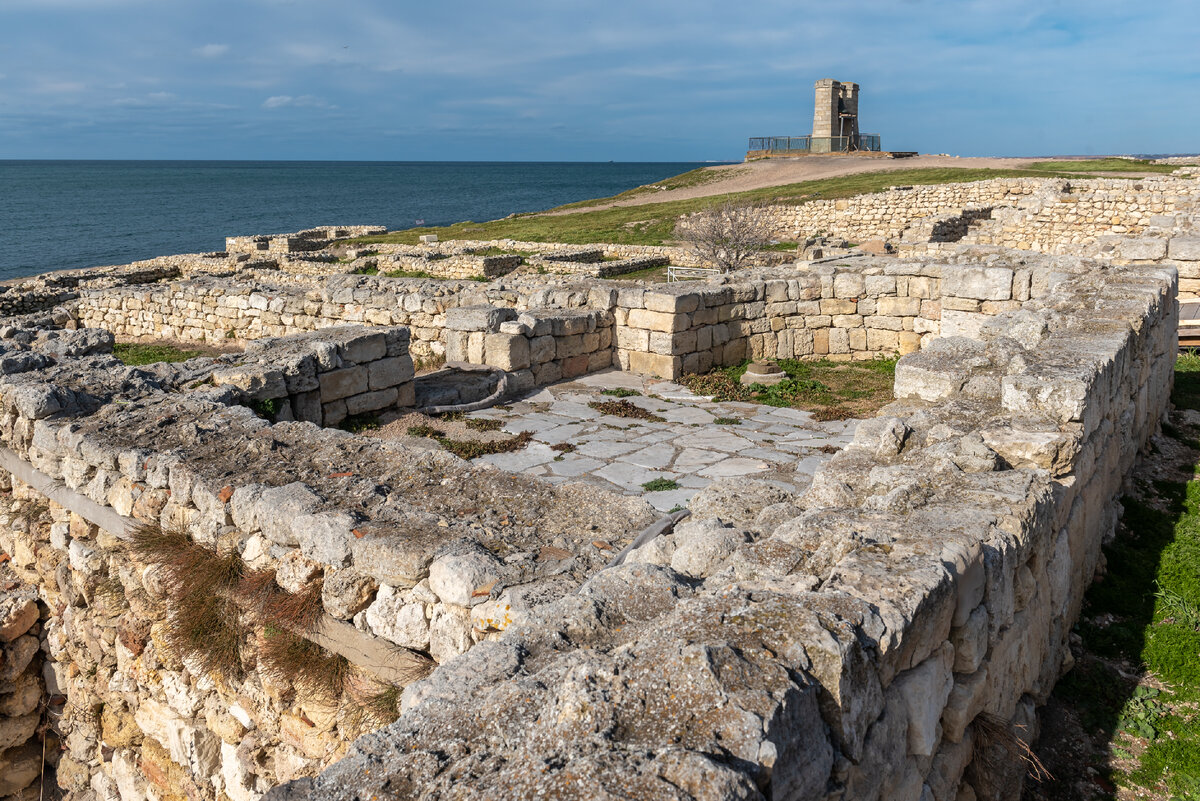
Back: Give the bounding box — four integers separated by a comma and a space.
1, 172, 1198, 800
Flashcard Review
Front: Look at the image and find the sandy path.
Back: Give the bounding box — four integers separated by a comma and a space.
543, 154, 1051, 215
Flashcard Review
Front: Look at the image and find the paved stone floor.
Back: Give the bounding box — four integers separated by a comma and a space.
468, 369, 859, 512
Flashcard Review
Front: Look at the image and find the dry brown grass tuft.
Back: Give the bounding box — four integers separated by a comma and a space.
163, 592, 244, 678
973, 711, 1054, 783
258, 627, 350, 703
347, 673, 403, 726
127, 522, 243, 595
260, 580, 325, 634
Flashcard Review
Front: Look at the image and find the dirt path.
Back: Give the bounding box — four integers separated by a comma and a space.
543, 154, 1045, 215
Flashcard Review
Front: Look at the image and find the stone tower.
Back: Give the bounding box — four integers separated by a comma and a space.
812, 79, 860, 146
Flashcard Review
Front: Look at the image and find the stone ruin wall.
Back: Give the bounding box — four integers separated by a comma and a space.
268, 257, 1177, 801
0, 315, 656, 799
762, 177, 1200, 254
1, 173, 1198, 801
0, 251, 1184, 801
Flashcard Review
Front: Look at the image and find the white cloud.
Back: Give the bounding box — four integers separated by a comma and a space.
262, 94, 330, 109
196, 43, 230, 58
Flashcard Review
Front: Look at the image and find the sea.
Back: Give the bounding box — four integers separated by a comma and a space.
0, 160, 712, 281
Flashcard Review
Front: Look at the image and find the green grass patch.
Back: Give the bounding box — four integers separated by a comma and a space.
383, 269, 435, 279
681, 356, 897, 420
1041, 351, 1200, 796
713, 417, 741, 425
113, 342, 203, 365
600, 387, 641, 398
600, 264, 670, 282
1025, 158, 1176, 174
347, 167, 1101, 249
641, 478, 680, 492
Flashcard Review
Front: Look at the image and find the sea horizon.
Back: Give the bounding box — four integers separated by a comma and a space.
1, 160, 719, 280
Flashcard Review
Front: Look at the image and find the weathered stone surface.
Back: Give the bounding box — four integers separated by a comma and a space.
364, 585, 430, 650
321, 568, 377, 619
0, 592, 38, 642
669, 518, 750, 578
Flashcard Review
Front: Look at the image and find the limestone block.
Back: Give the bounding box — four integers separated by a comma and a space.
0, 593, 38, 642
322, 568, 378, 619
367, 356, 414, 390
530, 335, 557, 363
644, 291, 700, 314
340, 331, 386, 363
345, 387, 398, 415
275, 550, 323, 593
894, 642, 954, 756
484, 333, 531, 371
0, 710, 39, 752
669, 519, 750, 579
1116, 238, 1167, 261
877, 296, 922, 317
291, 511, 358, 567
318, 366, 368, 402
951, 605, 988, 674
364, 586, 430, 650
0, 741, 41, 796
134, 698, 221, 777
0, 667, 42, 717
212, 366, 287, 401
626, 308, 689, 333
1168, 236, 1200, 260
429, 603, 473, 662
627, 350, 681, 379
942, 266, 1013, 301
252, 483, 320, 546
428, 550, 501, 607
0, 635, 38, 683
444, 306, 515, 332
833, 273, 865, 298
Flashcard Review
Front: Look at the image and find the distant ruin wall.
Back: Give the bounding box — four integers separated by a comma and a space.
761, 177, 1200, 252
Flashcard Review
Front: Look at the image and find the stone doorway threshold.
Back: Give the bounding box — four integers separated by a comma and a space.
465, 368, 860, 511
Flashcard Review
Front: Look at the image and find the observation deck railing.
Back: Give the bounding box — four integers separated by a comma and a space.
747, 134, 882, 154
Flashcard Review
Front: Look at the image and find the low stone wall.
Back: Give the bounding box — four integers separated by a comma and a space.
226, 226, 386, 255
73, 274, 602, 361
0, 315, 655, 800
209, 326, 416, 428
268, 259, 1178, 801
444, 306, 614, 388
761, 176, 1200, 253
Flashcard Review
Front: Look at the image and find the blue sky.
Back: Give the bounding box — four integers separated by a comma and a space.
2, 0, 1198, 161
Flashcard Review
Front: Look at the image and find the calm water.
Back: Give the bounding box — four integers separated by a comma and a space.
0, 161, 709, 280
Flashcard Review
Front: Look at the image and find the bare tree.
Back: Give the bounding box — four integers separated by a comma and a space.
674, 202, 774, 272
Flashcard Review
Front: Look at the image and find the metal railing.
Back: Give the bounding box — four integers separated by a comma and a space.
748, 134, 882, 154
668, 265, 723, 282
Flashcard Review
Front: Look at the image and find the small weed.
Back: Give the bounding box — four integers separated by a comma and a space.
642, 478, 680, 492
465, 418, 502, 432
413, 353, 447, 373
468, 275, 490, 282
224, 329, 237, 340
352, 265, 380, 275
551, 443, 576, 453
713, 417, 741, 425
407, 424, 445, 438
600, 387, 640, 398
588, 399, 666, 422
248, 397, 282, 419
437, 431, 534, 460
339, 412, 381, 433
